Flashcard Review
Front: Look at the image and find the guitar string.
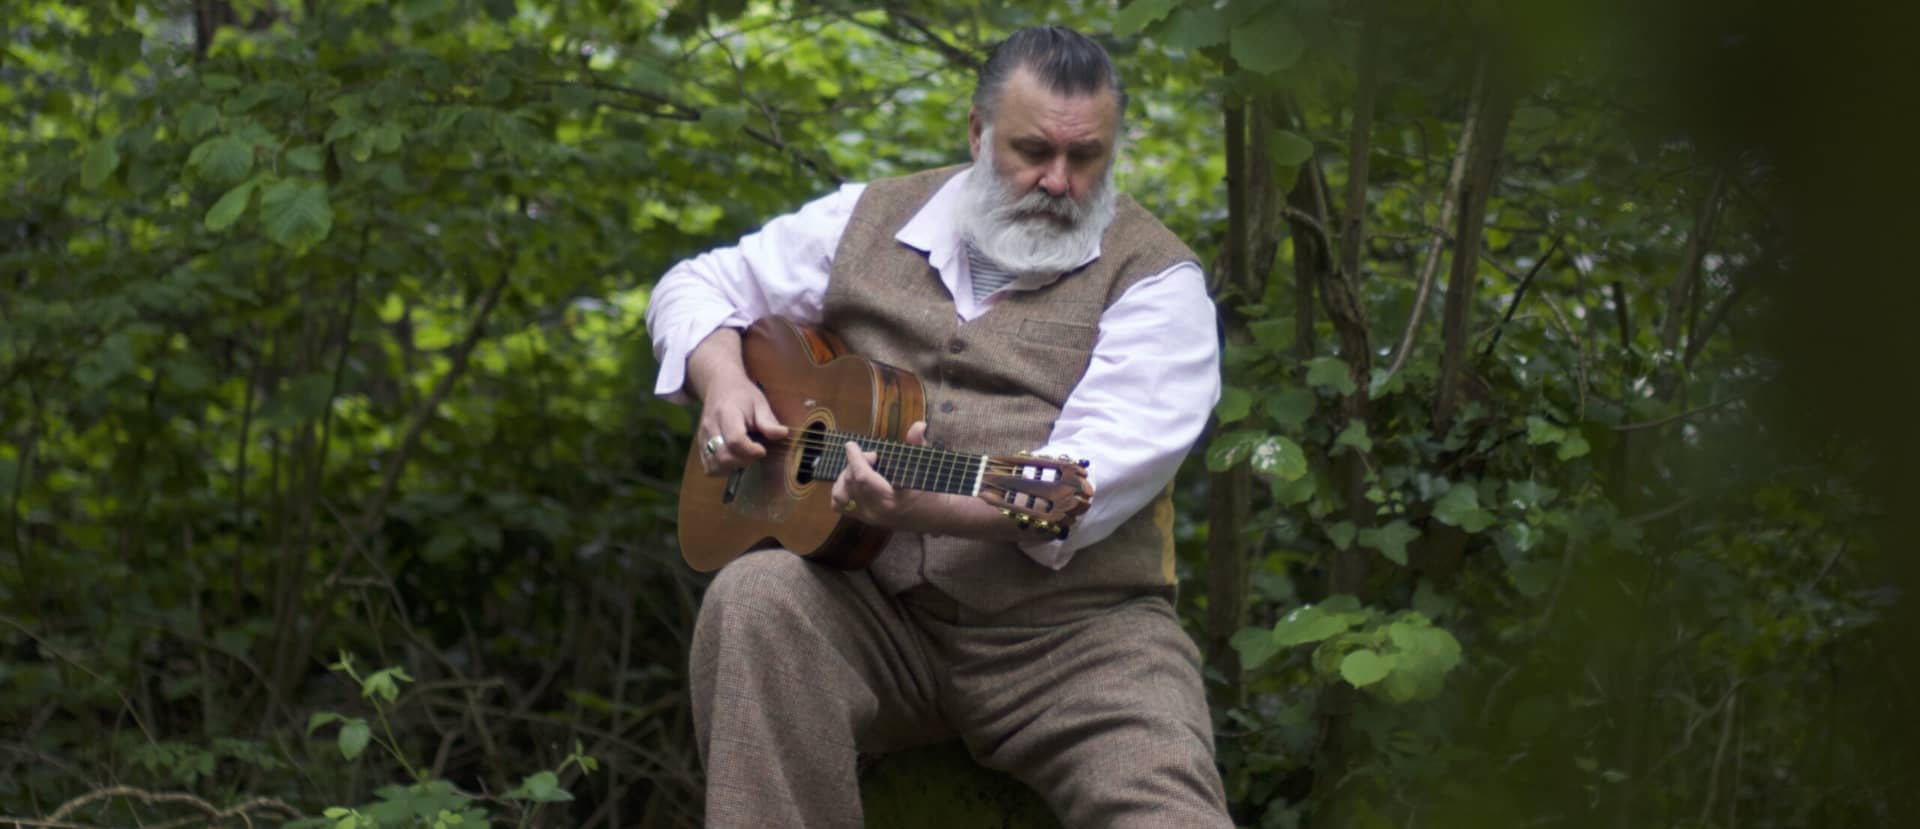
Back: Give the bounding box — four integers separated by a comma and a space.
737, 429, 1073, 496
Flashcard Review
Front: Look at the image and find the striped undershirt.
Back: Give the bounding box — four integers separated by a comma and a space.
965, 244, 1022, 302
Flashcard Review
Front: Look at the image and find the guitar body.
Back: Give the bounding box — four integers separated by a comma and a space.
677, 317, 926, 572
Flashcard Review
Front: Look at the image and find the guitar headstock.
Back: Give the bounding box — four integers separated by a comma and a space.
978, 453, 1092, 540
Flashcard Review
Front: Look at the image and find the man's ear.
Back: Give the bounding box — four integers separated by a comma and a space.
968, 108, 983, 160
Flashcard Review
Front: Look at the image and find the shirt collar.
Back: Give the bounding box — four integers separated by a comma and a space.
894, 165, 1104, 279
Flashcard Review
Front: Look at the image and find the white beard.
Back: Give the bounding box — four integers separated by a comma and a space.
957, 130, 1118, 277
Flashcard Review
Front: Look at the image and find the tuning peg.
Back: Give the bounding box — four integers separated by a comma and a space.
1017, 515, 1031, 528
999, 508, 1012, 518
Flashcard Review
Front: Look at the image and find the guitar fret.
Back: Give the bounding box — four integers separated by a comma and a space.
811, 429, 983, 497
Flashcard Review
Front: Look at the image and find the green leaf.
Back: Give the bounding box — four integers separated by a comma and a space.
703, 104, 749, 137
1525, 415, 1566, 445
1248, 318, 1293, 350
1556, 430, 1591, 460
204, 180, 256, 231
1358, 520, 1419, 566
1327, 521, 1356, 550
1230, 8, 1307, 75
1217, 387, 1252, 424
1340, 649, 1392, 688
1334, 419, 1372, 454
1273, 602, 1364, 647
1267, 130, 1314, 166
1163, 6, 1229, 50
1432, 483, 1495, 533
286, 145, 326, 172
307, 712, 344, 736
1115, 0, 1176, 36
1263, 387, 1316, 431
191, 135, 254, 184
338, 719, 371, 760
483, 0, 516, 22
1248, 434, 1309, 483
1206, 430, 1265, 472
82, 136, 121, 189
202, 73, 241, 91
180, 103, 221, 140
505, 770, 573, 803
259, 178, 334, 250
1306, 357, 1357, 395
1230, 625, 1281, 669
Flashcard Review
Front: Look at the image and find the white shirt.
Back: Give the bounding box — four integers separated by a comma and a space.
645, 167, 1221, 570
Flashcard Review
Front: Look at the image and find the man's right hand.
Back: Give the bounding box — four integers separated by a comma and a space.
695, 377, 789, 475
686, 327, 790, 476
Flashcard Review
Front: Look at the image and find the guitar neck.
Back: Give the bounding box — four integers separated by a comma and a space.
807, 429, 987, 497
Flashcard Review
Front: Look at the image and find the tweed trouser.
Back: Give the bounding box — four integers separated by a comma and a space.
689, 549, 1231, 828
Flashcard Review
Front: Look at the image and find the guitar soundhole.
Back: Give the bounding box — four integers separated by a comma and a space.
794, 421, 829, 485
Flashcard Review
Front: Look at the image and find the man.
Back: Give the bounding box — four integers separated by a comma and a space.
645, 26, 1228, 828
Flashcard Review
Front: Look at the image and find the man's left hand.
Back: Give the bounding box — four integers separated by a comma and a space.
831, 421, 931, 528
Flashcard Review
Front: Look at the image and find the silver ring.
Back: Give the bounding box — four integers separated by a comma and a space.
704, 435, 725, 456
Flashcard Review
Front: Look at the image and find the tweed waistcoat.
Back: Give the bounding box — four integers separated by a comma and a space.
823, 165, 1201, 618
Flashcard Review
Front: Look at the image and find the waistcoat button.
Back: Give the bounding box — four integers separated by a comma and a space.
947, 339, 966, 354
940, 401, 957, 413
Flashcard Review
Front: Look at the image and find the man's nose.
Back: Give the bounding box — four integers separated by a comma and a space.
1037, 157, 1070, 197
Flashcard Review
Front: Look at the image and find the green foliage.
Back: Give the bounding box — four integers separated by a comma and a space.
0, 1, 1903, 828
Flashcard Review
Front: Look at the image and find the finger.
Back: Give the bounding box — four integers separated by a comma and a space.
831, 466, 852, 513
752, 396, 790, 440
720, 407, 767, 461
904, 420, 928, 445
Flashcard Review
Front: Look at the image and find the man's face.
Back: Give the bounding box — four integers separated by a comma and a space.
969, 67, 1119, 214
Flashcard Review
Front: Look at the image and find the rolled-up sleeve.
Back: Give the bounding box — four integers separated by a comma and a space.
644, 183, 866, 402
1020, 261, 1220, 569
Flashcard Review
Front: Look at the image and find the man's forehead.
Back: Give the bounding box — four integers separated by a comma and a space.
994, 67, 1118, 145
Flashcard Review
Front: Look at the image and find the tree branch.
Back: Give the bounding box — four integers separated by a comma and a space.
1383, 51, 1483, 380
1478, 236, 1562, 359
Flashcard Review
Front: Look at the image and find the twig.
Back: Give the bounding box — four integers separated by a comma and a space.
0, 616, 157, 746
1611, 397, 1740, 432
1479, 237, 1563, 359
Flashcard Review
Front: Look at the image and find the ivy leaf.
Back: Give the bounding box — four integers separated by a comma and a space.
259, 178, 334, 251
1217, 387, 1253, 424
1340, 649, 1393, 688
1249, 434, 1309, 483
1306, 357, 1357, 395
1526, 415, 1566, 445
1334, 419, 1373, 454
1327, 521, 1356, 550
1556, 430, 1592, 460
1432, 483, 1496, 533
1206, 430, 1265, 472
1115, 0, 1176, 36
1230, 7, 1307, 75
1230, 625, 1281, 669
204, 180, 256, 231
338, 719, 371, 760
1358, 519, 1419, 566
82, 136, 121, 189
1267, 130, 1314, 166
1263, 387, 1316, 431
1273, 604, 1359, 647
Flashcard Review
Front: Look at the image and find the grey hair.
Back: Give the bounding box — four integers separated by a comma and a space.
972, 26, 1126, 126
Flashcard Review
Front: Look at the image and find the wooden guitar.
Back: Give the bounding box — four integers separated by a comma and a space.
677, 316, 1092, 573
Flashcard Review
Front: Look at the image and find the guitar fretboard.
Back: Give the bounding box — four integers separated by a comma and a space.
803, 428, 987, 496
